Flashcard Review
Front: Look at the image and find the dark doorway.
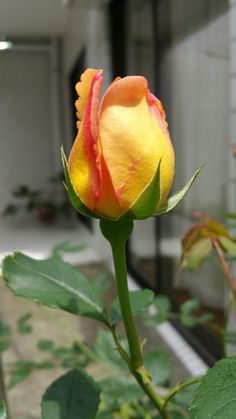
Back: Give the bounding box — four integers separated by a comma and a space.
70, 49, 92, 231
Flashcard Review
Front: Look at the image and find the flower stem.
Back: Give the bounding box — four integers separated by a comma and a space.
100, 219, 143, 368
100, 219, 169, 419
213, 238, 236, 311
163, 376, 202, 409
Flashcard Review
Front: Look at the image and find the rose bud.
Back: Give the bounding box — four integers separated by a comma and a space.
66, 69, 174, 220
63, 69, 200, 220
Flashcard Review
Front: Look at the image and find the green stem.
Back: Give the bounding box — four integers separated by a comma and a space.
111, 239, 143, 368
134, 375, 169, 419
110, 326, 132, 368
100, 219, 142, 369
100, 219, 169, 419
163, 376, 202, 409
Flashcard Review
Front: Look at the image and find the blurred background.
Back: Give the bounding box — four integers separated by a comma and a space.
0, 0, 234, 364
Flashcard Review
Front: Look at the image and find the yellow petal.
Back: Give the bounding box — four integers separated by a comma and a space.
94, 152, 123, 218
99, 76, 175, 210
75, 68, 102, 121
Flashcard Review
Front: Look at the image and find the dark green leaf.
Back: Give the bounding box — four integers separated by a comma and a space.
0, 340, 11, 353
190, 356, 236, 418
180, 299, 200, 314
41, 369, 100, 419
2, 253, 106, 324
145, 312, 169, 326
92, 273, 110, 296
17, 324, 32, 334
154, 295, 171, 312
52, 347, 74, 358
180, 313, 198, 328
17, 312, 32, 334
2, 204, 18, 216
8, 366, 33, 389
144, 348, 171, 385
61, 357, 86, 369
100, 376, 142, 403
111, 289, 154, 325
155, 167, 202, 216
0, 321, 11, 338
0, 401, 7, 419
37, 339, 55, 351
199, 313, 214, 323
95, 409, 116, 419
13, 184, 31, 197
36, 361, 55, 370
0, 321, 12, 353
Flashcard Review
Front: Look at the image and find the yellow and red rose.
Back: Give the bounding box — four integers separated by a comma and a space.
63, 69, 199, 220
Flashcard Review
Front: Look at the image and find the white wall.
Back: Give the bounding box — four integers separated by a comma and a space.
0, 50, 55, 222
159, 11, 229, 308
228, 0, 236, 213
160, 11, 229, 220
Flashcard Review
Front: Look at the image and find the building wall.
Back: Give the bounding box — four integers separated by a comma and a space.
0, 50, 55, 223
160, 10, 229, 221
228, 0, 236, 212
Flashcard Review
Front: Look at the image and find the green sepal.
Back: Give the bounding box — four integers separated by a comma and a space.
154, 166, 203, 216
118, 160, 161, 220
61, 146, 100, 219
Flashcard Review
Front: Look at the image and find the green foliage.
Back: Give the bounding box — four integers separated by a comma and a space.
219, 236, 236, 257
145, 295, 171, 325
2, 173, 74, 222
0, 320, 12, 339
0, 237, 227, 419
37, 339, 55, 352
145, 295, 213, 329
94, 330, 128, 372
0, 401, 7, 419
179, 299, 213, 328
92, 272, 110, 296
181, 238, 213, 270
41, 369, 101, 419
51, 242, 87, 258
8, 360, 54, 389
111, 289, 154, 325
17, 312, 33, 334
99, 376, 142, 403
190, 356, 236, 418
180, 216, 236, 270
2, 252, 107, 324
0, 320, 12, 353
144, 348, 172, 386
